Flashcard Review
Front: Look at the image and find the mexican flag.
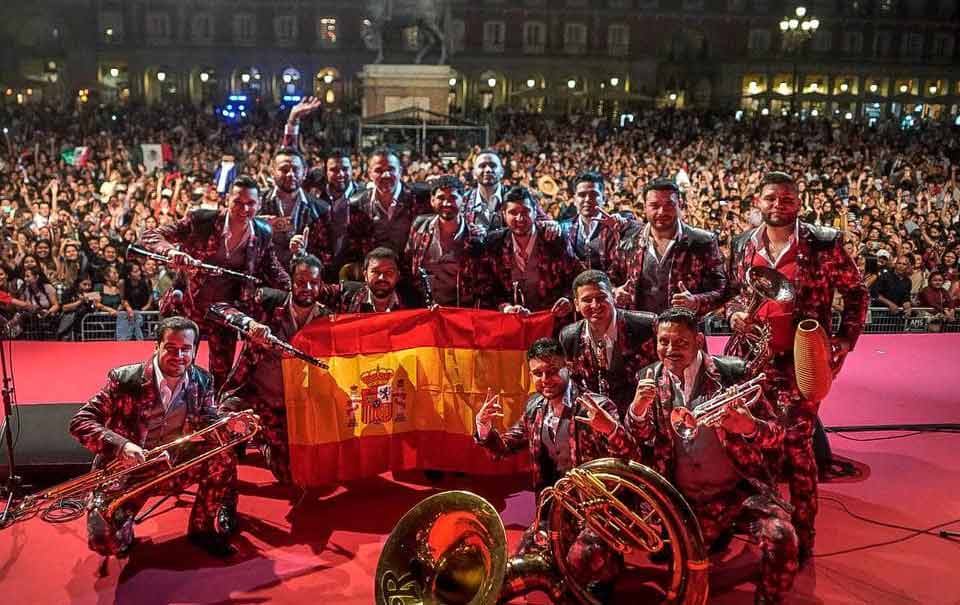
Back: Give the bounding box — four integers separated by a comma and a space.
284, 309, 554, 486
60, 146, 90, 167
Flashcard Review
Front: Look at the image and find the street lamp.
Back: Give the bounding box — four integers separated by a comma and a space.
778, 6, 819, 114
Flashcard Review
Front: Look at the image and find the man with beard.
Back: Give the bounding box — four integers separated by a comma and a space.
561, 172, 637, 274
610, 179, 727, 316
311, 150, 356, 282
474, 337, 634, 598
69, 317, 240, 558
259, 146, 332, 272
464, 150, 560, 237
140, 175, 290, 388
218, 254, 331, 484
347, 149, 431, 261
559, 270, 657, 416
626, 307, 796, 605
405, 175, 485, 307
326, 247, 408, 313
474, 186, 582, 315
727, 171, 868, 564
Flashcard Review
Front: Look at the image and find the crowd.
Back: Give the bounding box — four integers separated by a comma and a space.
2, 100, 959, 339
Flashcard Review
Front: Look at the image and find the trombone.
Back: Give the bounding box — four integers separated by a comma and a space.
3, 410, 260, 528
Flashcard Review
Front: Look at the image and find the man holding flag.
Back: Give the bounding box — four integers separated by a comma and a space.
218, 254, 331, 484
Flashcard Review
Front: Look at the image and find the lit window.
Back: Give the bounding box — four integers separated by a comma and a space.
319, 17, 337, 47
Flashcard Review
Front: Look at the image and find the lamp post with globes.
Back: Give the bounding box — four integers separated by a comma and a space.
778, 6, 819, 115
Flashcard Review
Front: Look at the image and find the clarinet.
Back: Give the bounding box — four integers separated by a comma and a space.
419, 267, 434, 307
128, 245, 261, 285
205, 303, 328, 369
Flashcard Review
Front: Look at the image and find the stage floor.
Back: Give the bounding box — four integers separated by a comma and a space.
3, 335, 959, 604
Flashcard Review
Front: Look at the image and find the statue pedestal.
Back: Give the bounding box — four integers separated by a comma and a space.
359, 64, 454, 117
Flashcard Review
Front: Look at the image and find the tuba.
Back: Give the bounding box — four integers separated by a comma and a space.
2, 410, 260, 528
723, 266, 794, 374
375, 458, 709, 605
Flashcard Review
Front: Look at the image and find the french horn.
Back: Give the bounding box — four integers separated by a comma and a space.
375, 458, 709, 604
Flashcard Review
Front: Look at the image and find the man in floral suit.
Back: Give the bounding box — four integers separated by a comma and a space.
139, 175, 290, 388
218, 254, 332, 484
561, 172, 637, 274
626, 307, 796, 605
727, 171, 868, 564
405, 175, 485, 308
473, 186, 583, 315
559, 270, 657, 417
475, 337, 634, 599
610, 178, 727, 316
69, 317, 240, 558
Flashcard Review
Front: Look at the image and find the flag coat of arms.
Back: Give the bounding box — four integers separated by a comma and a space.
283, 308, 554, 485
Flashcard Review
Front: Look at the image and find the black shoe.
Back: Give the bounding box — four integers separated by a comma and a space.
188, 532, 238, 558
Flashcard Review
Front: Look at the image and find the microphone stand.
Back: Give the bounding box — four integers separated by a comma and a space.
0, 332, 20, 527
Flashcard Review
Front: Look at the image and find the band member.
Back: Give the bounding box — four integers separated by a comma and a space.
314, 149, 356, 282
219, 255, 331, 484
474, 186, 583, 314
611, 178, 727, 316
405, 175, 485, 307
727, 171, 868, 562
348, 148, 432, 259
464, 149, 560, 237
140, 175, 290, 388
325, 247, 409, 313
259, 146, 332, 271
475, 337, 634, 595
561, 172, 637, 273
69, 317, 239, 558
626, 307, 796, 605
559, 270, 657, 416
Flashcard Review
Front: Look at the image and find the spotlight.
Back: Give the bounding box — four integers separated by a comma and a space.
241, 73, 251, 83
609, 77, 619, 86
157, 71, 166, 82
323, 73, 334, 84
567, 79, 576, 89
200, 72, 210, 83
487, 77, 496, 87
448, 77, 457, 86
109, 67, 119, 78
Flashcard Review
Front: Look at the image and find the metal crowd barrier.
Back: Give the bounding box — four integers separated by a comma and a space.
703, 307, 959, 336
80, 311, 162, 341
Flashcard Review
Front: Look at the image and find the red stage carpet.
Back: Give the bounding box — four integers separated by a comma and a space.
3, 335, 960, 604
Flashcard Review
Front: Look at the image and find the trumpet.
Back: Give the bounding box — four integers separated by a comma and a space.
127, 245, 261, 285
669, 373, 766, 441
3, 411, 260, 528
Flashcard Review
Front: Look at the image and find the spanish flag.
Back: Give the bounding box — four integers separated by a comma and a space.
284, 309, 554, 486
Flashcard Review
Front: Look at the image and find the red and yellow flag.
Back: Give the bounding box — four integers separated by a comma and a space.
284, 308, 554, 486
